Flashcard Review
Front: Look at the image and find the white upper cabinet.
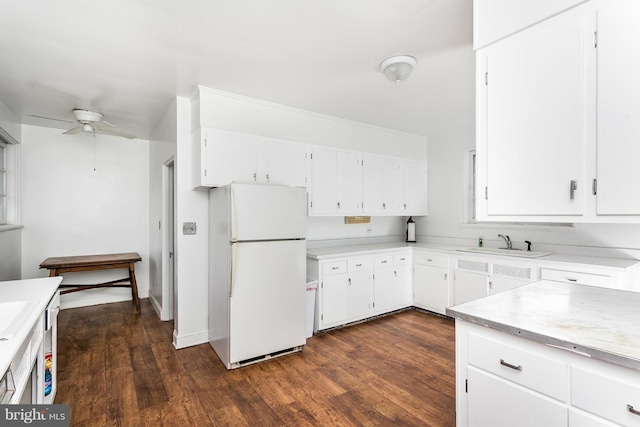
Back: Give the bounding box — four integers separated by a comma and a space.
193, 128, 308, 189
595, 0, 640, 216
310, 147, 362, 216
478, 5, 594, 218
362, 154, 427, 216
476, 0, 640, 222
402, 160, 428, 215
260, 138, 308, 187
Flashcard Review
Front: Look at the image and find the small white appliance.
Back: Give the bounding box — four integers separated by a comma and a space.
209, 182, 307, 369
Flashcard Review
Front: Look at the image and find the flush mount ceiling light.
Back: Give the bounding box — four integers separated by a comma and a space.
379, 55, 417, 84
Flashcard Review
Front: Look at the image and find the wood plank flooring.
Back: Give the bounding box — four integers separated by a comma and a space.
56, 300, 455, 426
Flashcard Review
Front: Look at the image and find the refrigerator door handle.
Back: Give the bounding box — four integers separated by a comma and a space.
230, 242, 238, 298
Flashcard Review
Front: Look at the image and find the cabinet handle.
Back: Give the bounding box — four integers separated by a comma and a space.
444, 273, 448, 281
266, 174, 270, 182
394, 271, 397, 277
500, 359, 522, 371
337, 202, 341, 209
348, 278, 351, 285
356, 263, 362, 267
489, 281, 493, 289
253, 173, 257, 181
404, 203, 407, 209
383, 203, 386, 209
381, 260, 387, 264
570, 180, 578, 200
427, 259, 432, 262
566, 277, 578, 282
628, 405, 640, 416
332, 267, 339, 270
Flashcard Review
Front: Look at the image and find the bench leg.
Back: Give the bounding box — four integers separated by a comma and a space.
128, 262, 141, 314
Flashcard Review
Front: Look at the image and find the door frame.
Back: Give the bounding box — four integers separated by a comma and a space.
161, 157, 175, 321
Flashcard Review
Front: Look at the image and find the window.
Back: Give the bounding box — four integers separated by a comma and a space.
0, 141, 6, 224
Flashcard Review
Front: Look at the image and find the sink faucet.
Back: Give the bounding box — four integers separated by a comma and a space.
498, 234, 512, 249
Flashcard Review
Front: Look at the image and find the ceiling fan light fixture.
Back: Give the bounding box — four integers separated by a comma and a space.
379, 55, 417, 84
83, 123, 94, 132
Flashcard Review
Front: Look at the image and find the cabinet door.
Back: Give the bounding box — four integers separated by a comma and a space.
468, 368, 567, 427
454, 270, 488, 305
320, 273, 348, 327
362, 154, 383, 215
395, 263, 413, 308
479, 5, 594, 216
596, 0, 640, 215
414, 265, 449, 315
336, 151, 362, 215
347, 269, 373, 321
402, 160, 428, 215
373, 266, 395, 314
381, 157, 403, 214
262, 139, 307, 187
310, 147, 337, 215
204, 129, 259, 185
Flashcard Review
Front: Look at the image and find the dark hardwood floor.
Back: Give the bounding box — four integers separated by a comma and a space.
56, 300, 456, 426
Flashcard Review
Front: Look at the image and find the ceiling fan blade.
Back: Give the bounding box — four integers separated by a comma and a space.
63, 126, 84, 135
99, 120, 117, 128
29, 114, 77, 124
97, 128, 136, 139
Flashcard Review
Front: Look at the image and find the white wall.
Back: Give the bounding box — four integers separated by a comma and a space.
420, 42, 640, 260
20, 125, 151, 309
174, 96, 210, 348
148, 100, 178, 317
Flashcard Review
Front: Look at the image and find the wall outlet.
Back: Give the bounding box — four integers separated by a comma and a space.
183, 222, 197, 235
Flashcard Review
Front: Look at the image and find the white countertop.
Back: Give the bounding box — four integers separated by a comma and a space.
306, 242, 456, 259
447, 280, 640, 371
0, 277, 61, 377
306, 241, 640, 270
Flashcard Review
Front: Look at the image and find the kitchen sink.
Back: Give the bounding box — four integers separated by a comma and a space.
455, 247, 552, 258
0, 300, 36, 341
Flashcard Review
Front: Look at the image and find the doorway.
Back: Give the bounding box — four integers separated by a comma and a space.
161, 158, 175, 321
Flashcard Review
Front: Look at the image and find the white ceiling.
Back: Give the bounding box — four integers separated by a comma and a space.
0, 0, 472, 140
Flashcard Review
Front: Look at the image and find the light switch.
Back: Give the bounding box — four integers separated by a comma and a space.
183, 222, 197, 235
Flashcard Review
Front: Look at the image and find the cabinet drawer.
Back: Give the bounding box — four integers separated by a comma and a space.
394, 253, 411, 266
572, 366, 640, 426
348, 259, 372, 272
374, 255, 394, 269
322, 260, 347, 275
414, 253, 449, 268
468, 332, 567, 401
541, 268, 613, 288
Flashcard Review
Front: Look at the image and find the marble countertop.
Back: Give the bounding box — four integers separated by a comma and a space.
0, 277, 61, 377
447, 280, 640, 371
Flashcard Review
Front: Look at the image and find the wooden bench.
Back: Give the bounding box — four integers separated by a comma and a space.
39, 252, 142, 313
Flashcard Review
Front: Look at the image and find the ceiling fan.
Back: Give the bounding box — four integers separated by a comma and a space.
30, 109, 136, 139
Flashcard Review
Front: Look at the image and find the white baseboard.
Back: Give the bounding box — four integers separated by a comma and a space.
173, 329, 209, 349
149, 293, 162, 319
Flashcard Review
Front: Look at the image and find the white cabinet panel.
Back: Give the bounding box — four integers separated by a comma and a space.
203, 129, 259, 186
480, 6, 593, 216
336, 151, 362, 215
261, 138, 307, 187
321, 273, 348, 327
310, 147, 338, 215
402, 159, 428, 215
362, 154, 383, 215
596, 0, 640, 215
414, 265, 449, 315
468, 368, 567, 427
381, 157, 402, 214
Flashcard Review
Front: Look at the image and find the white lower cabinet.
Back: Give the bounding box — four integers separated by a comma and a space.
372, 252, 412, 314
468, 368, 567, 427
413, 252, 451, 314
457, 320, 640, 427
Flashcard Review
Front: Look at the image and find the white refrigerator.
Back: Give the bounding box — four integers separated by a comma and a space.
209, 182, 307, 369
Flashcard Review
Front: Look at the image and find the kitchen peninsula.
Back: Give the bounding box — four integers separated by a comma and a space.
447, 280, 640, 427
